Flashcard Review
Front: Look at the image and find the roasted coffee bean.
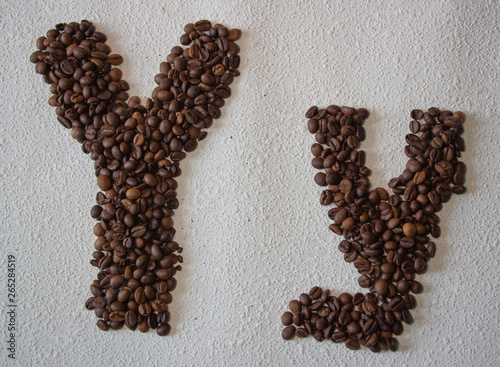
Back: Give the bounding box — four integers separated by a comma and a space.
124, 310, 138, 329
315, 317, 329, 330
109, 311, 126, 322
345, 339, 360, 350
156, 323, 171, 336
338, 311, 351, 326
282, 325, 296, 340
320, 190, 332, 205
97, 319, 109, 331
409, 119, 420, 134
299, 293, 311, 306
292, 312, 303, 326
228, 28, 242, 41
309, 286, 322, 300
281, 311, 293, 326
289, 300, 301, 313
295, 328, 309, 338
338, 240, 351, 253
331, 331, 347, 343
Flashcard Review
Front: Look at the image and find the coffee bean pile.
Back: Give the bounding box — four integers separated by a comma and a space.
282, 105, 466, 351
31, 19, 241, 335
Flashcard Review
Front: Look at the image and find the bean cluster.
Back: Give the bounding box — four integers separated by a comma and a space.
282, 105, 466, 351
31, 19, 241, 335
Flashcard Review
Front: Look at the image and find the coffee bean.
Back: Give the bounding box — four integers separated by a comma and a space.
307, 286, 321, 300
289, 300, 301, 313
318, 306, 330, 317
314, 172, 327, 186
97, 320, 109, 331
295, 328, 309, 338
310, 300, 323, 312
344, 249, 357, 262
156, 323, 171, 336
131, 225, 147, 238
402, 222, 416, 237
315, 317, 328, 330
363, 318, 378, 334
345, 339, 360, 350
306, 106, 318, 118
194, 20, 211, 31
409, 120, 420, 133
282, 325, 296, 340
97, 175, 111, 191
400, 237, 415, 248
374, 280, 388, 295
338, 311, 351, 326
281, 311, 293, 326
299, 293, 311, 306
414, 257, 426, 273
126, 188, 141, 200
109, 311, 126, 322
227, 29, 242, 41
320, 190, 332, 205
410, 281, 423, 294
338, 240, 351, 253
332, 331, 348, 343
292, 312, 303, 326
452, 185, 466, 194
110, 275, 124, 288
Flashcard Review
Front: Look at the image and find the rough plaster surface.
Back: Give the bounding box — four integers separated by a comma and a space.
1, 0, 499, 366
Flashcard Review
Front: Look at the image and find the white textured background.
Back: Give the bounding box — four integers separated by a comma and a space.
1, 0, 499, 366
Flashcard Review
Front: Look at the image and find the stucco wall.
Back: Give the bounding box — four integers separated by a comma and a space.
1, 0, 499, 366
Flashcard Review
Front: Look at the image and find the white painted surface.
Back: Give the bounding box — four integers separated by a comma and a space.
1, 0, 499, 366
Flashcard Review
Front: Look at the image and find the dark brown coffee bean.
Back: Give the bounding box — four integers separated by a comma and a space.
374, 279, 388, 296
314, 172, 327, 186
315, 317, 328, 330
344, 249, 357, 262
332, 331, 348, 343
109, 311, 126, 322
345, 339, 360, 350
320, 190, 332, 205
298, 293, 311, 306
281, 311, 293, 326
410, 280, 423, 294
358, 275, 371, 288
134, 287, 146, 304
389, 297, 405, 312
123, 310, 137, 329
414, 257, 426, 273
282, 325, 296, 340
452, 185, 466, 194
338, 311, 351, 326
292, 312, 304, 326
295, 328, 309, 338
195, 20, 211, 31
308, 286, 322, 300
410, 109, 424, 119
155, 323, 171, 336
289, 300, 301, 313
400, 237, 415, 249
97, 175, 111, 191
338, 240, 351, 253
310, 300, 323, 311
306, 106, 318, 118
97, 320, 109, 331
409, 119, 420, 133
